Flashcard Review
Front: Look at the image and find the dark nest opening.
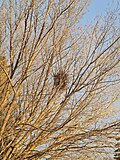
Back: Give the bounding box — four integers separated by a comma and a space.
53, 70, 68, 90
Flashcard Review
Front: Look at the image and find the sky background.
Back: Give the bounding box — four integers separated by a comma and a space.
82, 0, 120, 119
82, 0, 119, 24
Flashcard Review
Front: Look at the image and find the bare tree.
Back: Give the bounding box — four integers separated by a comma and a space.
0, 0, 120, 159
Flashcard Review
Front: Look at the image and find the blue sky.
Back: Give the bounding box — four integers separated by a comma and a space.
82, 0, 120, 118
83, 0, 118, 24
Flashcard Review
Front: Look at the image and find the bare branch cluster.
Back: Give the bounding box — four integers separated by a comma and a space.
0, 0, 120, 159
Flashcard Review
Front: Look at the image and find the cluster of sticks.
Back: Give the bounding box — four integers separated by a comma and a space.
53, 70, 68, 90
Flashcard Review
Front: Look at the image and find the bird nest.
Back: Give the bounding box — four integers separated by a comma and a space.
53, 70, 68, 90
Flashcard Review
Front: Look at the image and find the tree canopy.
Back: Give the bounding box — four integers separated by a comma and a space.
0, 0, 120, 159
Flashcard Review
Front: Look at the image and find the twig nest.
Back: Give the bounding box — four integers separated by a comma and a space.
54, 70, 68, 90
